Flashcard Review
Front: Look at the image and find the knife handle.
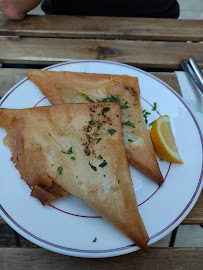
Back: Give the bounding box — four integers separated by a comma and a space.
189, 58, 203, 86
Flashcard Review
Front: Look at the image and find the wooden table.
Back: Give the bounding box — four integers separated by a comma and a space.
0, 15, 202, 269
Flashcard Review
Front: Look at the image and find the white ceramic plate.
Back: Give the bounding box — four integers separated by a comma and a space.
0, 60, 202, 258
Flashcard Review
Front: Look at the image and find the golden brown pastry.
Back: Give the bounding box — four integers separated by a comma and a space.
0, 103, 149, 251
28, 70, 163, 185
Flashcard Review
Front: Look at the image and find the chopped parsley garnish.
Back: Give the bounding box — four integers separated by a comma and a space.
87, 125, 92, 132
118, 179, 120, 184
101, 107, 110, 116
52, 192, 58, 195
128, 139, 134, 143
96, 138, 102, 144
76, 176, 78, 178
84, 149, 90, 155
98, 155, 103, 159
84, 133, 102, 144
122, 121, 135, 128
84, 133, 93, 139
98, 95, 120, 104
99, 161, 107, 167
81, 93, 95, 103
148, 120, 156, 127
89, 120, 95, 126
71, 156, 76, 160
97, 113, 101, 116
152, 102, 157, 111
142, 110, 151, 124
120, 104, 130, 109
97, 120, 101, 126
93, 237, 97, 242
51, 164, 54, 166
89, 162, 97, 171
120, 101, 130, 109
108, 129, 117, 136
57, 166, 63, 175
62, 147, 73, 154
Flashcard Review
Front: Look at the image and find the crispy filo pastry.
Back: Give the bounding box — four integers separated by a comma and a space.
0, 103, 149, 251
28, 70, 163, 185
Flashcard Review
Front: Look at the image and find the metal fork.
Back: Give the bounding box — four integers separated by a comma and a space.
180, 58, 203, 98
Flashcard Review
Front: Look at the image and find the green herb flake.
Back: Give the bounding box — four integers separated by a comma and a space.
108, 129, 117, 136
76, 176, 78, 178
101, 107, 110, 116
84, 133, 102, 144
118, 179, 120, 184
81, 93, 95, 103
93, 237, 97, 242
98, 155, 103, 159
142, 110, 151, 124
52, 192, 58, 196
128, 139, 134, 143
97, 120, 101, 126
120, 104, 130, 109
89, 120, 95, 126
96, 138, 102, 144
103, 175, 106, 177
152, 102, 157, 111
109, 123, 112, 125
97, 113, 101, 117
122, 121, 135, 128
99, 160, 107, 168
148, 120, 156, 127
84, 133, 93, 139
100, 95, 120, 104
71, 156, 76, 160
89, 162, 97, 171
62, 146, 73, 154
51, 164, 54, 166
57, 166, 63, 175
84, 149, 90, 155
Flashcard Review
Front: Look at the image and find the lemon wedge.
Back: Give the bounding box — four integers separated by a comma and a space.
150, 115, 183, 164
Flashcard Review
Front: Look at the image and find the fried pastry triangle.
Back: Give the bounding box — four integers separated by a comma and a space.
0, 103, 149, 251
28, 70, 163, 185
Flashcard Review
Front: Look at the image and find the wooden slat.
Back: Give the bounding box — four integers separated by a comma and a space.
0, 15, 203, 41
0, 247, 202, 269
0, 37, 202, 68
0, 69, 181, 98
0, 68, 27, 97
0, 217, 4, 224
184, 191, 203, 224
151, 72, 181, 95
